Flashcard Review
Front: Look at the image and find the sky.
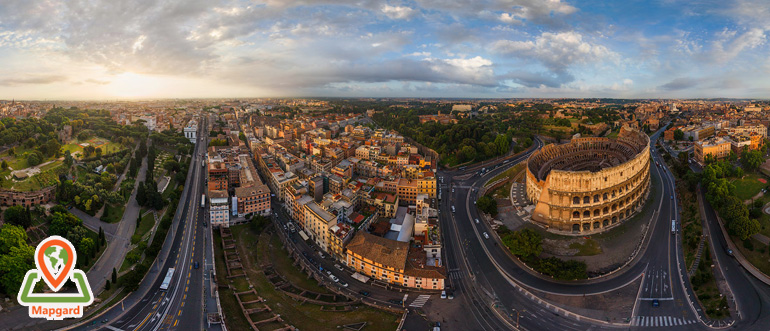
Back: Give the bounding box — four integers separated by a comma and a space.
0, 0, 769, 100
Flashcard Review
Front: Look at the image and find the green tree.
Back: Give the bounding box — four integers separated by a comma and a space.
477, 195, 498, 216
112, 267, 118, 283
3, 205, 31, 228
503, 228, 542, 258
741, 150, 764, 171
79, 237, 95, 257
26, 151, 42, 166
0, 245, 34, 296
0, 224, 28, 254
0, 160, 7, 170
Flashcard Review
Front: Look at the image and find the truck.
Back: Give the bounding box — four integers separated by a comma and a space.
201, 194, 206, 208
671, 220, 677, 235
160, 268, 175, 290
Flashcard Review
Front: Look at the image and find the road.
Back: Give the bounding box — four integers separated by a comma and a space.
436, 127, 770, 330
71, 120, 219, 331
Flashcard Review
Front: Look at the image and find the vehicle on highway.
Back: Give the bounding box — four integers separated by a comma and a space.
201, 194, 206, 208
483, 232, 489, 239
329, 274, 339, 282
726, 248, 734, 256
452, 188, 455, 193
670, 195, 673, 200
359, 290, 370, 297
388, 299, 404, 305
318, 251, 325, 259
451, 206, 456, 213
475, 218, 479, 224
194, 261, 199, 269
335, 264, 343, 271
441, 290, 447, 299
503, 159, 510, 164
652, 299, 660, 307
339, 280, 348, 287
671, 220, 677, 234
160, 268, 175, 291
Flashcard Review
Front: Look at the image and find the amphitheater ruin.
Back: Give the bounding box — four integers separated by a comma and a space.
525, 126, 651, 234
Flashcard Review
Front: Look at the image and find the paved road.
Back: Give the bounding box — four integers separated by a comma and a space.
437, 127, 740, 330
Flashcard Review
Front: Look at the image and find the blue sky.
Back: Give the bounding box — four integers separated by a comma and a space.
0, 0, 768, 99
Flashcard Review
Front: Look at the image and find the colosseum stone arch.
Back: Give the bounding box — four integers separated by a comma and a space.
525, 126, 651, 234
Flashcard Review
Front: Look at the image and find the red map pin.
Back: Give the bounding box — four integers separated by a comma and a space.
35, 236, 76, 292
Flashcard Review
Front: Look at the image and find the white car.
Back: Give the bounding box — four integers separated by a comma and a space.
318, 251, 325, 258
329, 274, 339, 282
339, 280, 348, 287
441, 290, 447, 299
475, 219, 479, 224
334, 264, 343, 271
483, 232, 489, 239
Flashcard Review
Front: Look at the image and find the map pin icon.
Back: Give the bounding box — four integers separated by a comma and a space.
35, 236, 77, 292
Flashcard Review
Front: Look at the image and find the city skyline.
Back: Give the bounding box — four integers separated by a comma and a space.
1, 0, 770, 99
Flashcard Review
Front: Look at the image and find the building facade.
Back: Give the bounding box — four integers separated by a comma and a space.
526, 127, 651, 234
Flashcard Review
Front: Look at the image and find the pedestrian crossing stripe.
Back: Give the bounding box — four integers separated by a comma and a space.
630, 316, 695, 327
409, 295, 431, 307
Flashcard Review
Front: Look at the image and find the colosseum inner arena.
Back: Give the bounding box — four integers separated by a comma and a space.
525, 126, 651, 234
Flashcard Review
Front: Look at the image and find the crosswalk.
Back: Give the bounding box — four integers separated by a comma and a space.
448, 270, 463, 280
630, 316, 695, 327
409, 294, 431, 308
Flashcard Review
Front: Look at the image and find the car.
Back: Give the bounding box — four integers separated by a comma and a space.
441, 290, 447, 299
388, 299, 404, 305
726, 248, 734, 257
194, 261, 199, 269
670, 195, 673, 200
652, 299, 660, 307
483, 232, 489, 239
302, 251, 308, 257
447, 291, 454, 299
475, 219, 479, 224
318, 251, 325, 258
326, 270, 332, 276
339, 280, 349, 287
451, 206, 456, 213
335, 264, 343, 271
329, 274, 339, 282
452, 188, 455, 193
290, 237, 297, 243
359, 290, 370, 297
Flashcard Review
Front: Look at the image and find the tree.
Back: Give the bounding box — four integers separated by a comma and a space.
112, 267, 117, 283
477, 195, 498, 216
99, 227, 106, 245
0, 224, 28, 254
105, 279, 111, 291
26, 151, 42, 166
0, 244, 35, 296
48, 212, 83, 238
741, 150, 764, 171
0, 160, 7, 170
502, 228, 542, 258
79, 237, 95, 258
239, 131, 247, 144
95, 147, 103, 158
3, 206, 31, 228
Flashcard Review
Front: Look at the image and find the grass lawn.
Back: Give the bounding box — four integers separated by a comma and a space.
733, 173, 768, 201
62, 138, 123, 159
132, 212, 156, 244
100, 203, 126, 224
490, 163, 525, 184
491, 181, 512, 199
569, 239, 602, 256
218, 225, 400, 331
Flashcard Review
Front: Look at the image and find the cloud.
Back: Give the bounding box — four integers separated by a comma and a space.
659, 77, 701, 91
710, 28, 765, 63
381, 4, 417, 20
0, 75, 67, 86
491, 31, 617, 85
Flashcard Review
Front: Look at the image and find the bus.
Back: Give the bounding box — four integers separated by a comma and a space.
160, 268, 175, 290
671, 220, 677, 235
201, 194, 206, 208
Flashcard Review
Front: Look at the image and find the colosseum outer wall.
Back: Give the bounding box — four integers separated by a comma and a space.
526, 128, 651, 234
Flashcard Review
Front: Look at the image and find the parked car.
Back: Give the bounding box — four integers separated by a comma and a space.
447, 291, 454, 299
329, 274, 339, 282
334, 264, 343, 271
483, 232, 489, 239
318, 251, 325, 259
359, 290, 370, 297
326, 270, 332, 276
339, 280, 348, 287
441, 290, 447, 299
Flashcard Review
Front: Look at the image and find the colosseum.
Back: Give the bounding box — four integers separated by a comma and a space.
525, 126, 651, 234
